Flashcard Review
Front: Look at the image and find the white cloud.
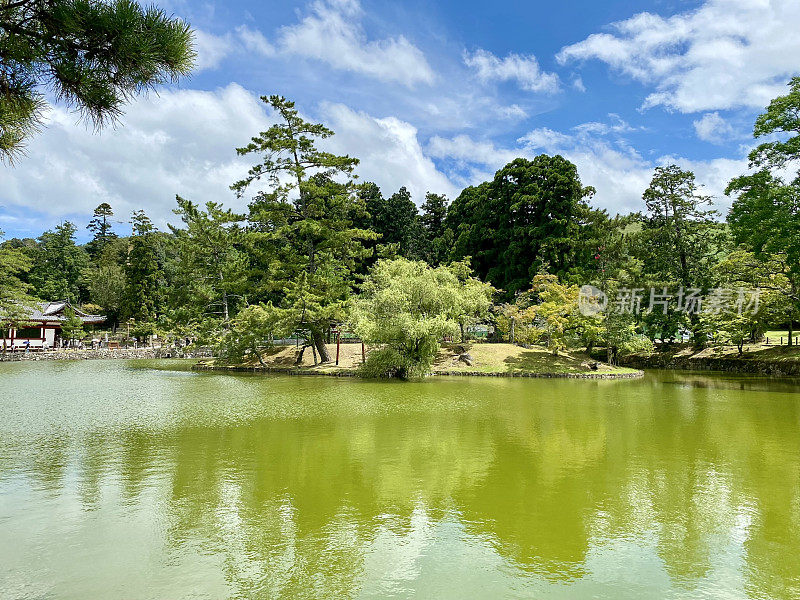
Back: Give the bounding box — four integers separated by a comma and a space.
0, 86, 461, 236
557, 0, 800, 112
572, 76, 586, 92
193, 29, 235, 71
276, 0, 435, 86
321, 103, 457, 202
693, 112, 735, 144
0, 84, 271, 233
428, 116, 748, 215
463, 49, 560, 93
236, 25, 276, 57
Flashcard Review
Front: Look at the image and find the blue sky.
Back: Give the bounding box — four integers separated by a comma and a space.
1, 0, 798, 240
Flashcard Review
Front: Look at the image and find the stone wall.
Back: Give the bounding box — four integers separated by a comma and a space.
0, 347, 213, 362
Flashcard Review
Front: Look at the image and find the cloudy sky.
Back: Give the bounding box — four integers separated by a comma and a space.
1, 0, 798, 240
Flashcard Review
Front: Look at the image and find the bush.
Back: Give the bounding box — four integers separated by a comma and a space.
358, 347, 429, 379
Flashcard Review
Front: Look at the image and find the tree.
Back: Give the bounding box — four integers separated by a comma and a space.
122, 210, 163, 334
220, 302, 287, 366
233, 95, 372, 363
86, 203, 117, 255
419, 192, 452, 265
0, 229, 35, 352
447, 155, 597, 296
350, 258, 493, 378
169, 196, 247, 333
0, 0, 194, 161
382, 186, 423, 259
60, 305, 84, 345
726, 78, 800, 344
748, 76, 800, 182
637, 165, 726, 345
28, 221, 88, 301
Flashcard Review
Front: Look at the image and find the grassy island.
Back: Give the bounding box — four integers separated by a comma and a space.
195, 342, 641, 379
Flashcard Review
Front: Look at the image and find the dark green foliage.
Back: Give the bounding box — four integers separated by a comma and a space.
419, 192, 451, 265
169, 196, 247, 333
122, 210, 163, 327
0, 0, 195, 161
28, 221, 88, 301
446, 155, 598, 296
86, 202, 117, 256
234, 95, 373, 362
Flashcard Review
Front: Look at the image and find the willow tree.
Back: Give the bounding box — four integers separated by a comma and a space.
232, 95, 372, 362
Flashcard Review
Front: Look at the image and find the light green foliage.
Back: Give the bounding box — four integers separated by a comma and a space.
604, 310, 653, 365
0, 0, 194, 161
221, 303, 287, 365
350, 258, 493, 378
497, 274, 601, 354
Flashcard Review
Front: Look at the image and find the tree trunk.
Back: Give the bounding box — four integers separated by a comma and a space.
252, 346, 267, 367
789, 318, 794, 347
311, 327, 331, 363
460, 322, 465, 342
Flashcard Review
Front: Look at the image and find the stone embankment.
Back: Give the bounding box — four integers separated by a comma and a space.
0, 347, 212, 362
618, 353, 800, 376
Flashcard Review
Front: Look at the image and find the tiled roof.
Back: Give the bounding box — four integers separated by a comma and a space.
12, 301, 106, 324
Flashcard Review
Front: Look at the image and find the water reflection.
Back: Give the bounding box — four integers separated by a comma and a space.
1, 361, 799, 599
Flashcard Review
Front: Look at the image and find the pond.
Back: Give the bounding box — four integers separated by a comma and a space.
1, 360, 799, 599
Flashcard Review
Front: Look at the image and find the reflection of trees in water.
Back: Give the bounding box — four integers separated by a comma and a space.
3, 374, 800, 598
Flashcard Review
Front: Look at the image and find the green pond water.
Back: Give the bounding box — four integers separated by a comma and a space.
1, 360, 799, 599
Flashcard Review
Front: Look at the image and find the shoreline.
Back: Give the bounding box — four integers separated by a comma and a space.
191, 362, 645, 380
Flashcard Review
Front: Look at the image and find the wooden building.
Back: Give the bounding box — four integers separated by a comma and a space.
1, 301, 106, 350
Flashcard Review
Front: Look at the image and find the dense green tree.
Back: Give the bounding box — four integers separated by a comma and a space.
60, 304, 84, 344
447, 155, 597, 296
635, 165, 726, 344
381, 187, 423, 259
169, 196, 247, 334
28, 221, 88, 301
0, 0, 194, 161
233, 95, 372, 362
726, 171, 800, 342
0, 230, 35, 351
725, 78, 800, 344
419, 192, 452, 265
121, 210, 163, 335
